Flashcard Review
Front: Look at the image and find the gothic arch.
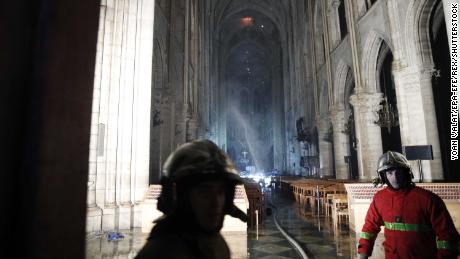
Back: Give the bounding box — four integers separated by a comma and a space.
333, 60, 352, 108
405, 0, 440, 67
375, 42, 392, 93
361, 30, 393, 92
344, 70, 354, 111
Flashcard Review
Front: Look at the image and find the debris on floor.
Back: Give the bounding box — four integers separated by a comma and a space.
107, 231, 124, 241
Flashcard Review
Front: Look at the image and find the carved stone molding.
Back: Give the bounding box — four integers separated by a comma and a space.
349, 92, 383, 113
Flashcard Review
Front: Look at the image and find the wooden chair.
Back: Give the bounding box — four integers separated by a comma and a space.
325, 193, 335, 216
332, 194, 349, 229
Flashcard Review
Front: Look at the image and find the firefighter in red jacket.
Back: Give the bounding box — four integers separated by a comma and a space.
358, 151, 459, 259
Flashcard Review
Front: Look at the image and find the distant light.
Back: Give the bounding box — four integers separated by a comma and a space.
240, 16, 254, 27
260, 25, 264, 28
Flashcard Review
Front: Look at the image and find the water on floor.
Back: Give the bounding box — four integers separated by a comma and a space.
85, 187, 357, 258
266, 188, 357, 259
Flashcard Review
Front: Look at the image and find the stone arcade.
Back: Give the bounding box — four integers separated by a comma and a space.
86, 0, 457, 233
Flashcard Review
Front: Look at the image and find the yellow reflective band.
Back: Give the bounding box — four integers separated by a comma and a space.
360, 232, 375, 240
384, 222, 431, 232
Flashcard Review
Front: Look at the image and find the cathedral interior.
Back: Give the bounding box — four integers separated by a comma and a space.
1, 0, 458, 258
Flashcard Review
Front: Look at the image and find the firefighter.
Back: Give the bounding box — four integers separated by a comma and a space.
135, 139, 247, 259
358, 151, 459, 259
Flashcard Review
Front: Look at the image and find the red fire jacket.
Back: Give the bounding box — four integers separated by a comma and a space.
358, 186, 459, 259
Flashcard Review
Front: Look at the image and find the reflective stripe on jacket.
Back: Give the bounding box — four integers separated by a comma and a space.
358, 186, 459, 259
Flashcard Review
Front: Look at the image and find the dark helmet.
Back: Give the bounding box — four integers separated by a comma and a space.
157, 139, 246, 221
162, 139, 243, 184
377, 151, 413, 185
377, 151, 411, 173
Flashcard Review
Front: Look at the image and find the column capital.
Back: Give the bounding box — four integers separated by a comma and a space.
349, 92, 383, 111
391, 59, 407, 71
392, 65, 438, 92
330, 106, 347, 118
330, 0, 341, 9
420, 66, 440, 80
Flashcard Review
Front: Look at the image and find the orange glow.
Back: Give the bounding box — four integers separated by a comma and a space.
240, 16, 254, 27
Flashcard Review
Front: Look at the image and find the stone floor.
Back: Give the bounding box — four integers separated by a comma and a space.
86, 187, 357, 258
263, 188, 356, 259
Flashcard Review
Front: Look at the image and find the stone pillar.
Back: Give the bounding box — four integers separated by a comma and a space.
116, 0, 144, 230
317, 117, 334, 178
307, 1, 320, 115
392, 66, 444, 181
344, 0, 364, 92
86, 0, 107, 233
160, 90, 175, 165
186, 104, 199, 141
328, 0, 342, 49
321, 0, 334, 107
330, 108, 350, 179
386, 0, 405, 65
127, 0, 155, 229
100, 0, 120, 231
87, 0, 154, 232
350, 93, 383, 180
355, 0, 367, 18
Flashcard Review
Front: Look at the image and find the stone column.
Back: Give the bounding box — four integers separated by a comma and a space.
86, 0, 107, 233
328, 0, 342, 49
350, 93, 383, 180
392, 66, 444, 181
116, 0, 145, 230
87, 0, 154, 232
344, 0, 364, 91
307, 1, 320, 115
321, 0, 334, 107
386, 0, 405, 65
330, 107, 350, 179
160, 90, 175, 166
100, 0, 120, 231
186, 104, 199, 141
128, 0, 155, 229
355, 0, 367, 18
316, 117, 334, 178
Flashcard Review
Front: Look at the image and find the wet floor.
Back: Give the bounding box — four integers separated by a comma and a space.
86, 187, 357, 258
264, 188, 357, 258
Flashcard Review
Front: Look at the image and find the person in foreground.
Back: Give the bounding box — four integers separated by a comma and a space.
358, 151, 459, 259
135, 139, 247, 259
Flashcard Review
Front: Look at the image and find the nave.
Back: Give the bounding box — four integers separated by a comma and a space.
86, 186, 357, 259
